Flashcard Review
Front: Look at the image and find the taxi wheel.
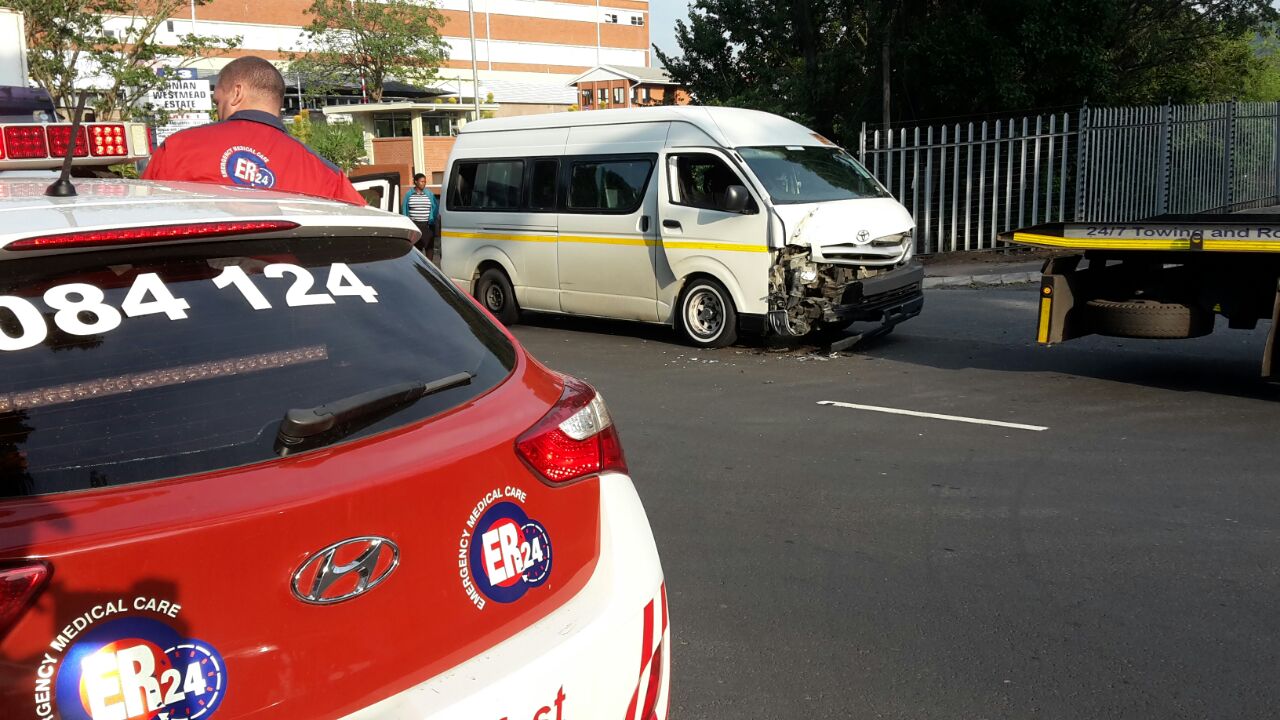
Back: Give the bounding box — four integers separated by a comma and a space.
476, 268, 520, 325
678, 277, 738, 349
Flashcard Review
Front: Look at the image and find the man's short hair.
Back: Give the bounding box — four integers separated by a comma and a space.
218, 56, 285, 103
413, 173, 426, 181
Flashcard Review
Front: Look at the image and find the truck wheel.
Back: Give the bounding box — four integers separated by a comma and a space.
678, 278, 738, 348
1086, 298, 1213, 339
475, 267, 520, 326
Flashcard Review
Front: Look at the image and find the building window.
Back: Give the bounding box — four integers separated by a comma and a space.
567, 158, 654, 213
166, 20, 174, 32
425, 116, 454, 137
581, 89, 592, 106
604, 13, 618, 23
373, 114, 412, 138
631, 15, 644, 26
598, 88, 607, 102
613, 87, 624, 104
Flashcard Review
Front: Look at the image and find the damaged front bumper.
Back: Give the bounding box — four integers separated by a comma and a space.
767, 248, 924, 337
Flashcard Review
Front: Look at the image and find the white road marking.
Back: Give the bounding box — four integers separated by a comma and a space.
817, 401, 1048, 432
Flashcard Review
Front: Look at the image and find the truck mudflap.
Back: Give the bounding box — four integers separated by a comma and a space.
1036, 255, 1088, 344
1262, 279, 1280, 378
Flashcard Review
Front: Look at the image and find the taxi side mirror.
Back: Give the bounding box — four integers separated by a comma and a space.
720, 185, 750, 214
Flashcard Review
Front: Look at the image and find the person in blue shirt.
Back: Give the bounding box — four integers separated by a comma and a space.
401, 172, 439, 261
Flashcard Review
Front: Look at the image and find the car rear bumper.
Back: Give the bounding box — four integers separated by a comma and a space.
339, 472, 669, 720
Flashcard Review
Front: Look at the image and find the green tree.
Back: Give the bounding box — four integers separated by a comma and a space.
890, 0, 1278, 117
12, 0, 239, 120
657, 0, 1279, 144
289, 0, 449, 103
655, 0, 893, 141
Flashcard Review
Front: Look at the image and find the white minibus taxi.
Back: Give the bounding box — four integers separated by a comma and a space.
440, 106, 923, 348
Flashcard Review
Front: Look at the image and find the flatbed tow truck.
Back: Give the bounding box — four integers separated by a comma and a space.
1004, 214, 1280, 376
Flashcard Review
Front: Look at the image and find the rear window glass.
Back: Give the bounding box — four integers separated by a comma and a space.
0, 236, 516, 498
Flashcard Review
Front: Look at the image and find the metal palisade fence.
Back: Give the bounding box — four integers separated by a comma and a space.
858, 101, 1280, 254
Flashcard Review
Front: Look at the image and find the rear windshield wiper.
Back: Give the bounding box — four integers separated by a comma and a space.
275, 371, 474, 455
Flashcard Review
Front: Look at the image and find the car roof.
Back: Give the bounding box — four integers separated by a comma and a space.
459, 106, 832, 149
0, 178, 413, 253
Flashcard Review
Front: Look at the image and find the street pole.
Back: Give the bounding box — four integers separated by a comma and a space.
595, 0, 601, 66
467, 0, 481, 121
881, 24, 891, 129
190, 0, 197, 30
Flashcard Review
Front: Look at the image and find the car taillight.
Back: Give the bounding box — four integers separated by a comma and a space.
0, 563, 50, 639
4, 126, 48, 159
89, 124, 128, 157
46, 125, 88, 158
516, 376, 627, 485
8, 220, 302, 250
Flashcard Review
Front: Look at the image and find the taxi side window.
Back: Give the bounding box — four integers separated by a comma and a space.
528, 159, 558, 211
448, 160, 524, 211
566, 158, 653, 213
669, 153, 756, 213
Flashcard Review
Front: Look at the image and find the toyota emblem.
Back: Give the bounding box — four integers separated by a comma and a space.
855, 229, 872, 245
292, 536, 400, 605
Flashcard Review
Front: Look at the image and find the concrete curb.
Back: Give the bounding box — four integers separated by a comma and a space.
922, 270, 1040, 289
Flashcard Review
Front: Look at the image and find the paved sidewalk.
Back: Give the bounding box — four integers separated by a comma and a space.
919, 250, 1054, 288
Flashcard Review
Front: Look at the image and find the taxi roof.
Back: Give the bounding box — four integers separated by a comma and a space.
0, 178, 412, 252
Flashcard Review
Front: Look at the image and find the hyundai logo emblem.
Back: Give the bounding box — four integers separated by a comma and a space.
292, 536, 400, 605
855, 229, 872, 245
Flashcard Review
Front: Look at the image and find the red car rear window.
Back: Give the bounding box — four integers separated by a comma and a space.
0, 236, 515, 497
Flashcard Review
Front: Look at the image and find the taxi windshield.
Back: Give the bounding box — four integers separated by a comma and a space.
0, 236, 515, 497
737, 146, 889, 204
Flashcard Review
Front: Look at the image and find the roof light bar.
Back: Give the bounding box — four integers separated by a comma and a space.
7, 220, 301, 251
0, 122, 149, 169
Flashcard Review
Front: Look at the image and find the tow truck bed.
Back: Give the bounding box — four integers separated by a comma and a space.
1012, 215, 1280, 254
1002, 215, 1280, 376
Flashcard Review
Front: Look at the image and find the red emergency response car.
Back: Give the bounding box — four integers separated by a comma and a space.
0, 124, 670, 720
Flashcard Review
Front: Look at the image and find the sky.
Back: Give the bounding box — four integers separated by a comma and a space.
649, 0, 692, 62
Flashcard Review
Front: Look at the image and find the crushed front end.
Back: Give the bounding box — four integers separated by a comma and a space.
767, 230, 924, 337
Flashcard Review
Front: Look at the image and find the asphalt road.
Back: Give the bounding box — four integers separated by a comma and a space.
512, 286, 1280, 720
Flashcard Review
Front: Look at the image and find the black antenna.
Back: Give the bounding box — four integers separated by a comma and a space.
45, 91, 89, 198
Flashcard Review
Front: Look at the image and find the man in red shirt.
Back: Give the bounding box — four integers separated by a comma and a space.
143, 56, 366, 205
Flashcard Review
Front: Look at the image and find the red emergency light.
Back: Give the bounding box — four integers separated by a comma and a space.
4, 126, 48, 159
89, 124, 127, 157
46, 126, 88, 158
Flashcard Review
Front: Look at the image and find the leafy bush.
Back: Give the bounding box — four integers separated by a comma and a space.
308, 121, 366, 173
287, 109, 314, 145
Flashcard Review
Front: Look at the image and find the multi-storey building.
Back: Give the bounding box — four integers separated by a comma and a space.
105, 0, 652, 114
